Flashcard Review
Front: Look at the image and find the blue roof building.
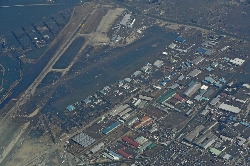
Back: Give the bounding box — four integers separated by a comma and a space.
197, 48, 207, 54
100, 90, 106, 95
102, 122, 120, 135
214, 82, 222, 88
83, 98, 91, 104
204, 77, 215, 84
175, 37, 185, 43
187, 80, 194, 87
66, 105, 75, 111
219, 78, 226, 83
109, 150, 122, 159
185, 62, 191, 67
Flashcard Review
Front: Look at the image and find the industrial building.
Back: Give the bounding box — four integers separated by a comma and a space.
210, 96, 220, 105
109, 150, 122, 159
191, 56, 204, 65
203, 89, 214, 98
117, 149, 131, 159
184, 125, 205, 142
103, 152, 119, 160
157, 90, 176, 103
139, 95, 153, 101
122, 136, 140, 148
102, 121, 120, 134
193, 131, 217, 149
183, 82, 201, 97
127, 117, 139, 126
153, 60, 164, 68
133, 116, 152, 129
66, 105, 75, 111
120, 13, 135, 28
138, 141, 152, 152
175, 37, 185, 43
135, 136, 148, 145
109, 104, 130, 116
118, 108, 132, 117
72, 132, 95, 148
90, 142, 104, 153
229, 58, 245, 66
188, 69, 201, 77
219, 103, 241, 113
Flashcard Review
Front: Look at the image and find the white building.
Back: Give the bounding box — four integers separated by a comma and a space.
219, 103, 241, 113
229, 58, 245, 66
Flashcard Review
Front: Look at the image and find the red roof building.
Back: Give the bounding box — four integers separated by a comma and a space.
143, 119, 152, 126
169, 99, 179, 105
133, 121, 142, 129
121, 136, 140, 148
173, 94, 184, 101
117, 149, 131, 159
220, 92, 227, 97
140, 116, 151, 122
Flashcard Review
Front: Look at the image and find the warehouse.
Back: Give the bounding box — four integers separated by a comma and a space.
193, 131, 217, 149
127, 117, 139, 126
135, 136, 148, 144
157, 90, 176, 103
191, 56, 204, 65
210, 96, 220, 105
138, 141, 152, 152
188, 69, 201, 77
66, 105, 75, 111
109, 150, 122, 159
118, 108, 132, 117
184, 125, 205, 142
102, 122, 120, 135
203, 89, 214, 98
117, 149, 131, 159
103, 152, 119, 160
229, 58, 245, 66
173, 94, 184, 101
183, 82, 201, 97
153, 60, 163, 68
122, 136, 140, 148
109, 104, 129, 116
90, 142, 104, 153
219, 103, 241, 113
72, 132, 95, 148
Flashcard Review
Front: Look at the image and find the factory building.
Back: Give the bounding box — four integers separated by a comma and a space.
184, 125, 205, 142
157, 90, 176, 103
120, 13, 135, 28
138, 141, 152, 152
103, 152, 119, 160
127, 117, 139, 126
219, 103, 241, 114
66, 105, 75, 111
102, 122, 120, 135
90, 142, 104, 154
210, 96, 220, 105
109, 104, 130, 116
191, 56, 204, 65
188, 69, 201, 77
183, 82, 201, 97
229, 58, 245, 66
72, 132, 95, 148
122, 136, 140, 148
193, 131, 217, 149
153, 60, 164, 68
117, 149, 131, 159
109, 150, 122, 159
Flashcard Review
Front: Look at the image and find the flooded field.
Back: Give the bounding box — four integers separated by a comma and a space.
40, 26, 177, 116
52, 37, 85, 69
37, 71, 62, 89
